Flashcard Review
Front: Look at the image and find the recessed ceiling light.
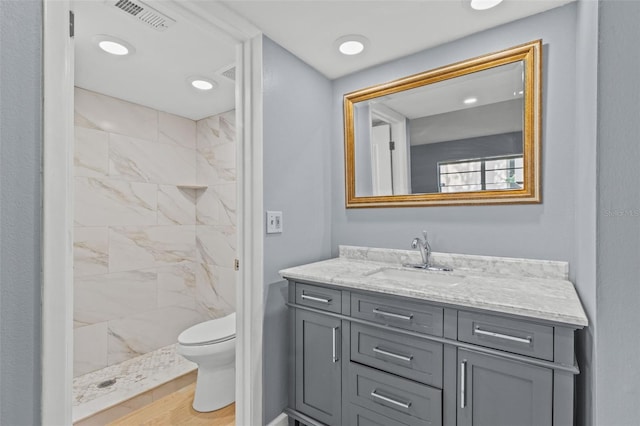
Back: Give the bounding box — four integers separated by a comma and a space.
93, 35, 135, 56
192, 80, 213, 90
464, 97, 478, 105
335, 35, 368, 56
340, 40, 364, 55
99, 41, 128, 55
470, 0, 504, 10
188, 77, 218, 92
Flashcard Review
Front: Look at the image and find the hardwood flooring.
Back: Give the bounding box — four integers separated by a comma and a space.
108, 383, 235, 426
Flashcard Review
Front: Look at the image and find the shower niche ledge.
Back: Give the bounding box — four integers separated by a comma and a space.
176, 184, 208, 190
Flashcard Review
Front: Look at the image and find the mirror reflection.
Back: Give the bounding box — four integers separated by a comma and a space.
354, 62, 525, 197
344, 40, 541, 208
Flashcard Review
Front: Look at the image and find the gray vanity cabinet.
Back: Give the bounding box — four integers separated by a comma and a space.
457, 349, 553, 426
294, 309, 343, 426
286, 280, 581, 426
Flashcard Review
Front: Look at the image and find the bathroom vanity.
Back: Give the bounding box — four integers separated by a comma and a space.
280, 246, 587, 426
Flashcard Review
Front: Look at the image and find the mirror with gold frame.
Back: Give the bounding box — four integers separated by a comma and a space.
344, 40, 542, 208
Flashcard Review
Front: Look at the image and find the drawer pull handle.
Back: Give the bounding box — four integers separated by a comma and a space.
372, 347, 413, 362
332, 327, 339, 363
301, 294, 332, 304
473, 326, 532, 344
460, 360, 467, 408
370, 390, 412, 409
372, 308, 413, 321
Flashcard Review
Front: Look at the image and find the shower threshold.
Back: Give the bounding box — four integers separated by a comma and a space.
72, 343, 196, 424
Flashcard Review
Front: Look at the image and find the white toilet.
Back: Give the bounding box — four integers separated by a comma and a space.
177, 312, 236, 412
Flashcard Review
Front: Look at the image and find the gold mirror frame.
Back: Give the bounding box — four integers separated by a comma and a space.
344, 40, 542, 208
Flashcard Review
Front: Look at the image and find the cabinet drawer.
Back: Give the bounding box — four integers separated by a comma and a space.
295, 283, 342, 314
351, 323, 443, 388
349, 404, 414, 426
458, 311, 554, 361
351, 293, 443, 336
348, 362, 442, 426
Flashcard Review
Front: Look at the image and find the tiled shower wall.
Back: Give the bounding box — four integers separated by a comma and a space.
73, 87, 236, 377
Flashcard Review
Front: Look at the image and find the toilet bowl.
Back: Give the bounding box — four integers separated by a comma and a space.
177, 312, 236, 412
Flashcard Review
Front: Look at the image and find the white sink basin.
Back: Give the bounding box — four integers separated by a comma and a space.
366, 267, 462, 285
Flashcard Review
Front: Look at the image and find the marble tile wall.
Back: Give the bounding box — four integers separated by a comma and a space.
73, 87, 236, 377
195, 111, 237, 319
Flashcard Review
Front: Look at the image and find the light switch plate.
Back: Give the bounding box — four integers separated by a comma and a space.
266, 211, 283, 234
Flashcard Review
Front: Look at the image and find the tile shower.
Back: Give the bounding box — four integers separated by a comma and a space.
73, 87, 237, 377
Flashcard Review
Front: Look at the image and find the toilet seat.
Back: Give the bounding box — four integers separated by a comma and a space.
178, 313, 236, 346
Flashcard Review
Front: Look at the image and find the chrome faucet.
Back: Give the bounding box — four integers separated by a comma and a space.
404, 231, 453, 271
412, 231, 431, 267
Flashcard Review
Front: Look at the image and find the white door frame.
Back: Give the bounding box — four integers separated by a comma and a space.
370, 104, 410, 194
41, 1, 264, 424
370, 123, 394, 195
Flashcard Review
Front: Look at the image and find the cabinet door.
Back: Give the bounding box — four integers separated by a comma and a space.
457, 349, 552, 426
295, 310, 342, 425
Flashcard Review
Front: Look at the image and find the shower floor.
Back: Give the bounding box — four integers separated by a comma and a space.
73, 343, 196, 423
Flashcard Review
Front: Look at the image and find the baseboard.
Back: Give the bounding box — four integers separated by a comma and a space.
266, 412, 289, 426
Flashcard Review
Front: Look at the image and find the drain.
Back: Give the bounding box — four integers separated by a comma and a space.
97, 378, 116, 389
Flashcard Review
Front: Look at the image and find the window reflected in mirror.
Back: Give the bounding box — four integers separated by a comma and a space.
438, 155, 523, 193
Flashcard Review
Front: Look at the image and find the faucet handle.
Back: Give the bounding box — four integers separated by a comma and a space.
422, 230, 429, 242
411, 237, 420, 249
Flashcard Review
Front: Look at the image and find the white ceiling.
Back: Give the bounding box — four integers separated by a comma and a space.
378, 61, 523, 119
73, 0, 574, 120
73, 0, 236, 121
222, 0, 574, 79
371, 62, 525, 144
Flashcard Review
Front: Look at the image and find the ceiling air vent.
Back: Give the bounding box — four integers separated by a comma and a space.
217, 64, 236, 82
112, 0, 176, 31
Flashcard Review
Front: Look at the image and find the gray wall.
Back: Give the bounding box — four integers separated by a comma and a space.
0, 1, 43, 424
573, 0, 598, 424
262, 36, 333, 424
595, 1, 640, 423
410, 132, 523, 194
331, 5, 580, 264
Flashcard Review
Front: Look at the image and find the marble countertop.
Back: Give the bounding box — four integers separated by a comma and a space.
279, 246, 588, 327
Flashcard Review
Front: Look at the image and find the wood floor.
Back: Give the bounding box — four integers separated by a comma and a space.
108, 383, 235, 426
